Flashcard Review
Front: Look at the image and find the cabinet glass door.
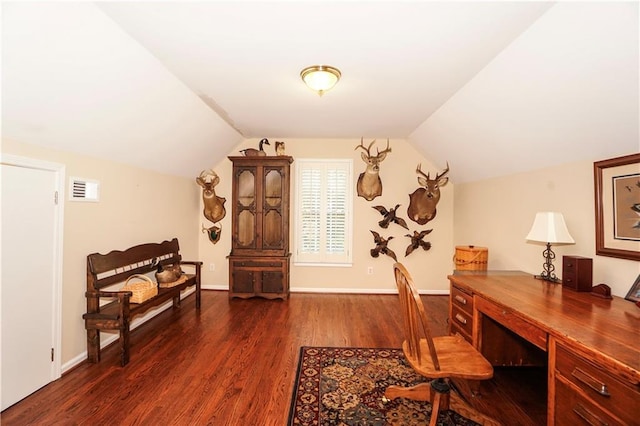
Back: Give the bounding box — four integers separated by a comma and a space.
263, 169, 283, 249
237, 169, 255, 247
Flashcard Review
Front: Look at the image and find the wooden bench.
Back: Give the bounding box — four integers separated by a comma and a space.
83, 238, 201, 366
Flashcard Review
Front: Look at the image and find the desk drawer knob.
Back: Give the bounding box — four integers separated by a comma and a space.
454, 313, 467, 325
572, 367, 611, 397
454, 295, 467, 305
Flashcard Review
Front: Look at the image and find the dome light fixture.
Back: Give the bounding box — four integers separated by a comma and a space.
300, 65, 341, 96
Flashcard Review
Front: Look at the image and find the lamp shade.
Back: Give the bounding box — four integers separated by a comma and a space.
300, 65, 341, 96
525, 212, 575, 244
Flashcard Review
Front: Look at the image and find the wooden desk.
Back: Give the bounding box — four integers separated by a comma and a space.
448, 272, 640, 426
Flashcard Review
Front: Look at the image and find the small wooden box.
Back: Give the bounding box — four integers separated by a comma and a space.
562, 256, 592, 292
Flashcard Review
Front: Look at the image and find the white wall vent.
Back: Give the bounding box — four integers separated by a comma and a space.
69, 177, 100, 202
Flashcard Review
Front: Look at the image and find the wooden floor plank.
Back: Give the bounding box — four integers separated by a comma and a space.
1, 290, 545, 425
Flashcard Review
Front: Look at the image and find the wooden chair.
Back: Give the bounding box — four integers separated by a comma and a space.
384, 263, 497, 426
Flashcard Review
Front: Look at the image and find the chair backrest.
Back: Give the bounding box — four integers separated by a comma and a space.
393, 262, 441, 371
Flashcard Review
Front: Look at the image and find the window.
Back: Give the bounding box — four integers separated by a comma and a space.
295, 159, 353, 265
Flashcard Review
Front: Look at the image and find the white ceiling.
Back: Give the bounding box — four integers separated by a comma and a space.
2, 1, 638, 182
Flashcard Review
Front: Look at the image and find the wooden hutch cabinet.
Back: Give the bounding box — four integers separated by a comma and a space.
227, 156, 293, 299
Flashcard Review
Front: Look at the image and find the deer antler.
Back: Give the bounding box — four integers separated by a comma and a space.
435, 162, 450, 181
355, 137, 376, 157
416, 164, 429, 180
376, 139, 392, 156
198, 169, 216, 181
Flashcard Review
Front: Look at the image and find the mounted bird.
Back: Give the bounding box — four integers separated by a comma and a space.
372, 204, 409, 229
370, 230, 397, 261
240, 138, 270, 156
404, 229, 433, 257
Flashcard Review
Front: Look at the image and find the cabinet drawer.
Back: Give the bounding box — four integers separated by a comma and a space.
451, 305, 473, 338
231, 260, 284, 269
451, 285, 473, 315
475, 296, 547, 351
556, 343, 640, 424
555, 376, 624, 426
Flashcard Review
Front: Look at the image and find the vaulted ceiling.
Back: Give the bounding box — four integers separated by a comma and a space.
2, 2, 638, 182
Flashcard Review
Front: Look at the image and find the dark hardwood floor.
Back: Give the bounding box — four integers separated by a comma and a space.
1, 291, 546, 425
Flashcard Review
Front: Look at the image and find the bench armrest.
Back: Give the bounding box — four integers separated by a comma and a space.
85, 290, 132, 317
180, 260, 202, 277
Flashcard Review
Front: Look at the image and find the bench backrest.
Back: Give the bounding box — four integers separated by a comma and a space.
87, 238, 182, 291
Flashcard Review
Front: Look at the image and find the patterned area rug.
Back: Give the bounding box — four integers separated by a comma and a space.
288, 347, 481, 426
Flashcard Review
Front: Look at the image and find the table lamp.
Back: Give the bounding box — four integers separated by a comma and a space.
525, 212, 575, 283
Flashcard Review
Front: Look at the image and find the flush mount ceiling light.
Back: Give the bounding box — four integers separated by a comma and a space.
300, 65, 341, 96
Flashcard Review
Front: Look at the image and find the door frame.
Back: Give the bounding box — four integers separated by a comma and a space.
1, 153, 65, 380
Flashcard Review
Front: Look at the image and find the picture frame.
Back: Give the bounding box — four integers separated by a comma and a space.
625, 274, 640, 303
594, 153, 640, 261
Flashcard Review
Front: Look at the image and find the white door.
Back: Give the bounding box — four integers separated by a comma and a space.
1, 157, 63, 410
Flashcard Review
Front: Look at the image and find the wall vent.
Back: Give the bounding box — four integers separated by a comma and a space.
69, 177, 100, 202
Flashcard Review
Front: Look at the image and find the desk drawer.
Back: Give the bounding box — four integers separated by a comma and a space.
555, 343, 640, 425
475, 296, 547, 351
555, 376, 624, 426
451, 305, 473, 338
451, 285, 473, 316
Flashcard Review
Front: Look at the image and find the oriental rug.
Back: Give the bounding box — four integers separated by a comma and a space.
288, 346, 481, 426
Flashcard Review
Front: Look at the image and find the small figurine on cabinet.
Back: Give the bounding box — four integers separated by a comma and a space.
275, 141, 286, 156
240, 138, 270, 156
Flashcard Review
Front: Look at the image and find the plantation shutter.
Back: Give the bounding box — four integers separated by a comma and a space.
295, 159, 352, 264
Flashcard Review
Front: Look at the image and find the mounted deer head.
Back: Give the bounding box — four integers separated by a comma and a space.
407, 162, 449, 225
355, 138, 391, 201
196, 170, 226, 224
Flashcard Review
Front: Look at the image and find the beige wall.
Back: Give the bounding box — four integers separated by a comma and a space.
199, 138, 456, 294
2, 138, 201, 365
454, 159, 639, 297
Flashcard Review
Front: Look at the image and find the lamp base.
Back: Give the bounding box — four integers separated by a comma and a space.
535, 242, 561, 283
534, 274, 561, 284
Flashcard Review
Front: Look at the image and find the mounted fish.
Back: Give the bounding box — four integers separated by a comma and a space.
355, 138, 391, 201
404, 229, 433, 257
372, 204, 409, 229
407, 162, 449, 225
196, 169, 226, 244
240, 138, 270, 156
370, 230, 397, 261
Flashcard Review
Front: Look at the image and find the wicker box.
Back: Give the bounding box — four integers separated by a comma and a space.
122, 274, 158, 303
454, 245, 488, 271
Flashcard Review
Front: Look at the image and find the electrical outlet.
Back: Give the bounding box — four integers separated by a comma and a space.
367, 266, 374, 275
209, 263, 215, 272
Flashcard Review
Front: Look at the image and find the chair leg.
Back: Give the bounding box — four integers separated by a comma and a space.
429, 379, 451, 426
384, 382, 432, 402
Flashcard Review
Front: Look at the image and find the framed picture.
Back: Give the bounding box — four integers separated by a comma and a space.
625, 274, 640, 303
594, 153, 640, 261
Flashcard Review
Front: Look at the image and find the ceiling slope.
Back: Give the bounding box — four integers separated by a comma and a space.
411, 2, 639, 183
1, 2, 242, 178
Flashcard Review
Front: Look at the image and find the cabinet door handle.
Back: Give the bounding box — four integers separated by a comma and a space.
573, 404, 609, 426
571, 368, 611, 397
454, 313, 467, 325
454, 295, 467, 305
